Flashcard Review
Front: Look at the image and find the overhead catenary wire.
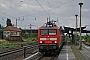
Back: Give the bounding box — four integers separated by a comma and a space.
46, 0, 75, 27
21, 0, 74, 18
0, 0, 25, 27
1, 0, 24, 15
36, 0, 50, 17
1, 1, 16, 16
0, 0, 75, 25
0, 0, 75, 27
0, 0, 74, 19
17, 0, 75, 28
46, 0, 56, 19
56, 0, 74, 8
0, 0, 24, 20
0, 0, 75, 19
0, 12, 16, 18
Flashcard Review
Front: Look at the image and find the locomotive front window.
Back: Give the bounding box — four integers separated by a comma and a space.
49, 30, 56, 35
40, 30, 48, 35
40, 29, 56, 35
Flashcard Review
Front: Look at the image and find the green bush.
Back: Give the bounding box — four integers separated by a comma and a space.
82, 36, 90, 42
87, 36, 90, 42
2, 41, 15, 49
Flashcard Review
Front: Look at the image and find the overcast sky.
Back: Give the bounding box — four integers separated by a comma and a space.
0, 0, 90, 30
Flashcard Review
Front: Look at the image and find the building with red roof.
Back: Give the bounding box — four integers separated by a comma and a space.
4, 26, 21, 31
3, 26, 22, 41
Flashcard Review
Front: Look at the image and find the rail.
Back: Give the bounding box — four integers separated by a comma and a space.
0, 48, 23, 57
23, 52, 42, 60
0, 44, 38, 59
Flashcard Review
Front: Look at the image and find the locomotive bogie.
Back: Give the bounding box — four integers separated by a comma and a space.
39, 44, 60, 53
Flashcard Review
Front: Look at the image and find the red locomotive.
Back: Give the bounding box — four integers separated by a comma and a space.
38, 20, 65, 54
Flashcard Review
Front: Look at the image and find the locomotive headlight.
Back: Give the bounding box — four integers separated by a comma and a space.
54, 41, 57, 43
40, 41, 42, 43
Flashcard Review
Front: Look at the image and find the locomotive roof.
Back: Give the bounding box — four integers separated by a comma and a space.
39, 26, 59, 29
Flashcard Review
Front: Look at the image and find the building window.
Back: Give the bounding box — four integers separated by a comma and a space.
4, 31, 10, 35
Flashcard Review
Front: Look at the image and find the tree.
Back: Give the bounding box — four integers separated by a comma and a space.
6, 18, 12, 26
0, 24, 1, 28
0, 24, 4, 28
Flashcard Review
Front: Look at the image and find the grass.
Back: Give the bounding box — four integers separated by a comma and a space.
71, 44, 87, 60
0, 38, 37, 51
70, 45, 79, 60
22, 37, 37, 44
1, 41, 16, 50
76, 57, 78, 60
78, 47, 82, 50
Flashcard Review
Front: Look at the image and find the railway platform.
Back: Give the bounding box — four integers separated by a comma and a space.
57, 41, 90, 60
57, 44, 76, 60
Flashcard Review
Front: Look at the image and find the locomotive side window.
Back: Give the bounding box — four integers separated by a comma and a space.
40, 30, 48, 35
49, 30, 56, 35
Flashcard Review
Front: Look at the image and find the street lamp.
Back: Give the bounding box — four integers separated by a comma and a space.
78, 2, 83, 49
75, 14, 78, 45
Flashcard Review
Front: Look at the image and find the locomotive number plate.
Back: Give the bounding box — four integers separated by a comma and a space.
45, 41, 52, 43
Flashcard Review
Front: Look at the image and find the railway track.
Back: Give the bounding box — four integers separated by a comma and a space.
37, 55, 58, 60
37, 42, 65, 60
23, 42, 65, 60
71, 45, 86, 60
23, 52, 58, 60
0, 43, 38, 60
79, 43, 90, 60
